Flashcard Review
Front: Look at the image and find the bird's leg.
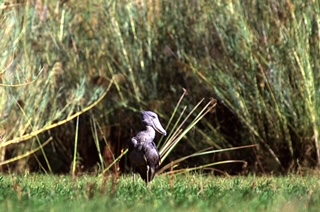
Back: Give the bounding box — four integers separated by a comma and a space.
133, 173, 136, 185
146, 165, 150, 187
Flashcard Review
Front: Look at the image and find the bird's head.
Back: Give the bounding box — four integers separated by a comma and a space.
142, 111, 167, 136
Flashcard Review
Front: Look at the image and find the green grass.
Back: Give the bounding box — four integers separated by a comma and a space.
0, 174, 319, 212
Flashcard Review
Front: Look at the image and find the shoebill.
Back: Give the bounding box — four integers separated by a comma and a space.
129, 111, 167, 185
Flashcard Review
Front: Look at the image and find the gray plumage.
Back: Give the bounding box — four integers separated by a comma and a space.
129, 111, 167, 184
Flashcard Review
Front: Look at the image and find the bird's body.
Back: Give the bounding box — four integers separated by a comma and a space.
129, 111, 166, 184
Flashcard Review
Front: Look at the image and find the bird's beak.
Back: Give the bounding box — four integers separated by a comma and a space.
152, 118, 167, 136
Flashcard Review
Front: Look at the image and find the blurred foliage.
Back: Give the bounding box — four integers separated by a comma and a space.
0, 0, 319, 174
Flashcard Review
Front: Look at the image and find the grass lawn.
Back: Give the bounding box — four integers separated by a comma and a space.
0, 174, 319, 212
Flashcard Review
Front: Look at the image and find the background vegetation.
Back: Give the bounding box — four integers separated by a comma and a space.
0, 0, 320, 175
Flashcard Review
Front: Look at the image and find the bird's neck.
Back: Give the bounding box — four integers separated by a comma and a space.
144, 125, 156, 140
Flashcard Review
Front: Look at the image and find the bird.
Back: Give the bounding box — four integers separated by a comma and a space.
129, 111, 167, 185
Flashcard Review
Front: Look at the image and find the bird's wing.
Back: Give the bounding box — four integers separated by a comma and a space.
141, 142, 160, 181
143, 142, 160, 166
130, 137, 139, 149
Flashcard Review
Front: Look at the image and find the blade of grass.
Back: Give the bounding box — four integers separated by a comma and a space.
0, 137, 53, 166
293, 50, 319, 165
160, 99, 206, 157
158, 144, 257, 174
72, 112, 80, 177
99, 148, 128, 177
0, 76, 114, 148
161, 160, 248, 175
158, 88, 187, 147
160, 98, 216, 163
91, 116, 105, 170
